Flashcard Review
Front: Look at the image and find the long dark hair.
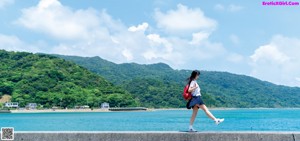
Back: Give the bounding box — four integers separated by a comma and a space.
186, 70, 200, 85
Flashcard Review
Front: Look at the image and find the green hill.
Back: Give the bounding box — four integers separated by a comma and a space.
0, 50, 138, 108
55, 55, 300, 108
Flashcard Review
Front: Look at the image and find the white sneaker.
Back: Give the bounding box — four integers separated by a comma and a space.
188, 127, 197, 132
215, 118, 224, 125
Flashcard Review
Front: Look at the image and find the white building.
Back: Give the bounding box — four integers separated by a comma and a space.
26, 103, 37, 109
101, 102, 110, 109
4, 102, 19, 108
74, 105, 90, 109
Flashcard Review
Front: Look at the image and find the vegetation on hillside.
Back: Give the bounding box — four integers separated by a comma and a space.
56, 55, 300, 108
0, 50, 138, 108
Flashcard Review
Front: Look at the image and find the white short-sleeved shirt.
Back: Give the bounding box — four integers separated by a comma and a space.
189, 80, 201, 96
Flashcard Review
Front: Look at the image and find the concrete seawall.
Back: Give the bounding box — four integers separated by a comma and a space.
3, 131, 300, 141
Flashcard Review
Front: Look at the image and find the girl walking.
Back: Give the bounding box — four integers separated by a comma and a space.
187, 70, 224, 132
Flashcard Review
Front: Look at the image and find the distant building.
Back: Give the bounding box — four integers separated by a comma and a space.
82, 105, 89, 109
26, 103, 37, 110
51, 106, 58, 111
4, 102, 19, 108
74, 105, 90, 109
101, 102, 110, 109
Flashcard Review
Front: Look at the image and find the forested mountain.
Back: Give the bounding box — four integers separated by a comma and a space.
1, 50, 298, 109
0, 50, 138, 108
56, 55, 300, 108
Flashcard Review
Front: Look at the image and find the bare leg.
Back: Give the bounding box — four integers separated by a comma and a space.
189, 104, 199, 126
199, 104, 217, 121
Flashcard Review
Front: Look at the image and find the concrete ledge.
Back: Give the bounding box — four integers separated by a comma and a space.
2, 131, 300, 141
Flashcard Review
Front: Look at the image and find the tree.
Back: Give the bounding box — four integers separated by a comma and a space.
0, 84, 14, 95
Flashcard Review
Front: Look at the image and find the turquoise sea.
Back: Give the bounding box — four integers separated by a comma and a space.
0, 109, 299, 131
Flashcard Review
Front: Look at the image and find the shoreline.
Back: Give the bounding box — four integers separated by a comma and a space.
154, 107, 300, 110
7, 107, 300, 113
10, 109, 110, 113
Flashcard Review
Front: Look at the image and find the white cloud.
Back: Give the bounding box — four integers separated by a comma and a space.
16, 0, 120, 40
12, 0, 238, 72
251, 44, 289, 64
147, 34, 172, 52
0, 34, 24, 51
190, 32, 210, 45
122, 48, 133, 61
128, 22, 149, 32
110, 36, 120, 44
0, 0, 14, 9
295, 77, 300, 85
16, 0, 137, 63
143, 34, 173, 61
154, 4, 216, 35
0, 34, 41, 53
214, 4, 243, 12
230, 34, 240, 45
250, 35, 300, 87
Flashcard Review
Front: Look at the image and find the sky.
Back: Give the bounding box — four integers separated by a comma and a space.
1, 0, 300, 87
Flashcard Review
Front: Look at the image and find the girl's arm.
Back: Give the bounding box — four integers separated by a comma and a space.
188, 83, 198, 93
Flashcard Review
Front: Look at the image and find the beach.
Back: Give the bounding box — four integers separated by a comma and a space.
9, 107, 153, 113
9, 107, 300, 113
10, 108, 110, 113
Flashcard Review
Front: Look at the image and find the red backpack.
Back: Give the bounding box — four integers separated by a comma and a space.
182, 84, 192, 100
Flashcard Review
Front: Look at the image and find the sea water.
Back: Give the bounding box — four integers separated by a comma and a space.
0, 109, 299, 131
